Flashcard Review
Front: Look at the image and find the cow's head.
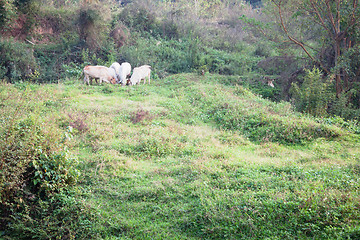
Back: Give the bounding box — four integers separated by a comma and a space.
110, 77, 117, 84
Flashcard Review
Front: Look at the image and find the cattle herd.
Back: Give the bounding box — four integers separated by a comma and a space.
83, 62, 151, 86
83, 62, 276, 88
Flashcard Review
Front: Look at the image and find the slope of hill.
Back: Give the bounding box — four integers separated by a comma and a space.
1, 74, 360, 239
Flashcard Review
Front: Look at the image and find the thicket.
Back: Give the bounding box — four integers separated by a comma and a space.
0, 84, 99, 239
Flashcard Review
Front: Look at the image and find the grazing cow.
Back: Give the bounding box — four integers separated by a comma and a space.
110, 62, 121, 83
119, 62, 132, 85
109, 62, 132, 85
108, 67, 118, 84
83, 65, 116, 85
129, 65, 151, 85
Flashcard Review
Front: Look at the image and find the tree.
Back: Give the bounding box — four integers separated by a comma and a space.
0, 0, 16, 32
269, 0, 360, 98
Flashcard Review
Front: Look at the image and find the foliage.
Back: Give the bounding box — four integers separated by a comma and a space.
0, 38, 37, 81
290, 67, 333, 117
328, 89, 360, 121
78, 3, 104, 48
0, 84, 90, 238
7, 190, 101, 240
159, 75, 344, 144
15, 0, 40, 35
0, 0, 16, 31
264, 0, 360, 100
337, 45, 360, 109
116, 5, 157, 34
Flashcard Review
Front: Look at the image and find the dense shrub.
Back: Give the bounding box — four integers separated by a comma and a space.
328, 84, 360, 120
0, 38, 37, 81
78, 4, 105, 49
14, 0, 39, 36
7, 191, 101, 239
0, 85, 98, 239
0, 0, 17, 32
117, 6, 157, 33
290, 67, 333, 117
202, 47, 261, 75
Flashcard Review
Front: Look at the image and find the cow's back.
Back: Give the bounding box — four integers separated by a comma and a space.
84, 65, 108, 78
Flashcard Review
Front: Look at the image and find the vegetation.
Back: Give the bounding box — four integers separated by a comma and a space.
1, 0, 360, 239
1, 75, 360, 239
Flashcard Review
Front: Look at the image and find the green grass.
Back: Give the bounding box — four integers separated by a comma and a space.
1, 74, 360, 239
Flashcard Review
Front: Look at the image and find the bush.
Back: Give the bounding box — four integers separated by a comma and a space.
0, 38, 37, 81
116, 6, 157, 34
328, 89, 360, 120
0, 86, 88, 238
77, 3, 108, 50
290, 67, 333, 117
0, 0, 17, 32
201, 47, 261, 75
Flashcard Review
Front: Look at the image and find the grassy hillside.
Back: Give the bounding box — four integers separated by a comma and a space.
1, 74, 360, 239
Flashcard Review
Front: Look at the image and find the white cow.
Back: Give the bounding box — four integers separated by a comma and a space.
108, 67, 117, 83
110, 62, 132, 85
83, 65, 116, 85
129, 65, 151, 85
110, 62, 121, 83
119, 62, 132, 85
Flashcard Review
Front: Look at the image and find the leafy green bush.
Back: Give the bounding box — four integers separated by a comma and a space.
0, 116, 80, 218
117, 6, 157, 34
201, 47, 261, 75
0, 0, 17, 32
7, 190, 101, 239
328, 89, 360, 121
0, 86, 91, 238
291, 67, 333, 117
0, 38, 37, 81
15, 0, 39, 34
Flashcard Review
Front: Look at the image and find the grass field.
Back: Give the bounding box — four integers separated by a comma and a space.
1, 74, 360, 239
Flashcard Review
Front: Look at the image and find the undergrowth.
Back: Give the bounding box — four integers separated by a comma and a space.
0, 83, 98, 239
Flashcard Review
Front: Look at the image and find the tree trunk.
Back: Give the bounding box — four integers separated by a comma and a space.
334, 40, 342, 98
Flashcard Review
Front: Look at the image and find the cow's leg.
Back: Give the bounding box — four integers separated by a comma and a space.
84, 74, 90, 85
